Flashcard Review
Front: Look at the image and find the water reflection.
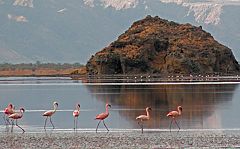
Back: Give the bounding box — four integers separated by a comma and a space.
0, 77, 239, 131
86, 84, 238, 129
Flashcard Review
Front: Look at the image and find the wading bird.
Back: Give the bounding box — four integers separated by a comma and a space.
43, 101, 58, 130
73, 103, 80, 130
95, 103, 111, 133
167, 106, 182, 132
9, 107, 25, 133
3, 103, 15, 129
136, 107, 152, 133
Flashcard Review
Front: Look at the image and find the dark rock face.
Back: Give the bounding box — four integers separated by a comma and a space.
86, 15, 239, 75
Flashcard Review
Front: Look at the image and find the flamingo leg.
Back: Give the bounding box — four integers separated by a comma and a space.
96, 120, 101, 133
76, 117, 78, 131
6, 119, 13, 132
137, 121, 141, 128
3, 115, 10, 131
4, 115, 11, 125
169, 119, 173, 133
103, 120, 109, 132
49, 117, 55, 129
6, 117, 11, 125
137, 121, 143, 133
16, 120, 25, 133
3, 115, 7, 125
44, 117, 48, 130
74, 117, 76, 130
11, 120, 14, 133
174, 119, 180, 131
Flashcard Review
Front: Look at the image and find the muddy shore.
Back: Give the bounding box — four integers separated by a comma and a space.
0, 130, 240, 148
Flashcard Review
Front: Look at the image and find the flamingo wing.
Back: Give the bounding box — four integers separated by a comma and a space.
95, 112, 108, 120
167, 111, 178, 117
43, 110, 54, 116
73, 110, 80, 117
4, 108, 10, 114
9, 113, 21, 119
4, 108, 14, 115
136, 115, 149, 121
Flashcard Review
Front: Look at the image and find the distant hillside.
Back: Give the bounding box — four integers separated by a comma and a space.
87, 16, 239, 75
0, 48, 31, 63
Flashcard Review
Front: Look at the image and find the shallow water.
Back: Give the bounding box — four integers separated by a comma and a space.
0, 77, 240, 132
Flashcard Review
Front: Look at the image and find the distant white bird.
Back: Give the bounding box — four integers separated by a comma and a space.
57, 8, 67, 13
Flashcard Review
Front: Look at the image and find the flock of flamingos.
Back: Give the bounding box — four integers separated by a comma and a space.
2, 102, 182, 134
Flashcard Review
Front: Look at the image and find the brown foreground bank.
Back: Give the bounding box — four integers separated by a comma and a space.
0, 130, 240, 148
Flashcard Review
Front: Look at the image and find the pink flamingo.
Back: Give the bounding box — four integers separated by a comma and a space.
8, 107, 25, 133
42, 101, 58, 130
167, 106, 182, 132
95, 103, 111, 133
3, 103, 15, 128
136, 107, 152, 133
73, 103, 80, 130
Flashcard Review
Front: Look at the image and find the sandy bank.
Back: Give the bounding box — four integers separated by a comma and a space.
0, 130, 240, 148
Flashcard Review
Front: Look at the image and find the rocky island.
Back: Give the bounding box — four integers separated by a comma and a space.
86, 15, 239, 75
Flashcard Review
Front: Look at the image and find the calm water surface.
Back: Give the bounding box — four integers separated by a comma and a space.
0, 77, 240, 132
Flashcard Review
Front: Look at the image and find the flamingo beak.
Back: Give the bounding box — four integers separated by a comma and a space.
108, 104, 111, 108
78, 104, 80, 107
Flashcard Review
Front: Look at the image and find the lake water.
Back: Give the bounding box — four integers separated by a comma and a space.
0, 77, 240, 132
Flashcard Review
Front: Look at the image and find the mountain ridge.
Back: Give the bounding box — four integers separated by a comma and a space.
83, 0, 240, 25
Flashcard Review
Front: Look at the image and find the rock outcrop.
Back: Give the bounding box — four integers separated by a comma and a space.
86, 15, 239, 75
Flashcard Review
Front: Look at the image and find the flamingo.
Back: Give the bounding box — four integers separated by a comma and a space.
42, 101, 58, 130
136, 107, 152, 133
8, 107, 25, 133
167, 106, 182, 132
3, 103, 15, 129
95, 103, 111, 133
73, 103, 80, 131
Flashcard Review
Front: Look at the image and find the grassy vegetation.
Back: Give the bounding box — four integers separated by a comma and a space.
0, 61, 84, 71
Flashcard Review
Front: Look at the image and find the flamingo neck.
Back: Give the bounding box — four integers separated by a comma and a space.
105, 106, 109, 114
178, 108, 182, 115
53, 105, 58, 112
146, 109, 150, 118
76, 105, 80, 111
19, 110, 24, 117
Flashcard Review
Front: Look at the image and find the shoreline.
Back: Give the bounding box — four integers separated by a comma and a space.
1, 75, 240, 86
1, 129, 240, 148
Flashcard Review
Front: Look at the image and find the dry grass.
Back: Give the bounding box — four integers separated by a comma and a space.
0, 67, 86, 76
